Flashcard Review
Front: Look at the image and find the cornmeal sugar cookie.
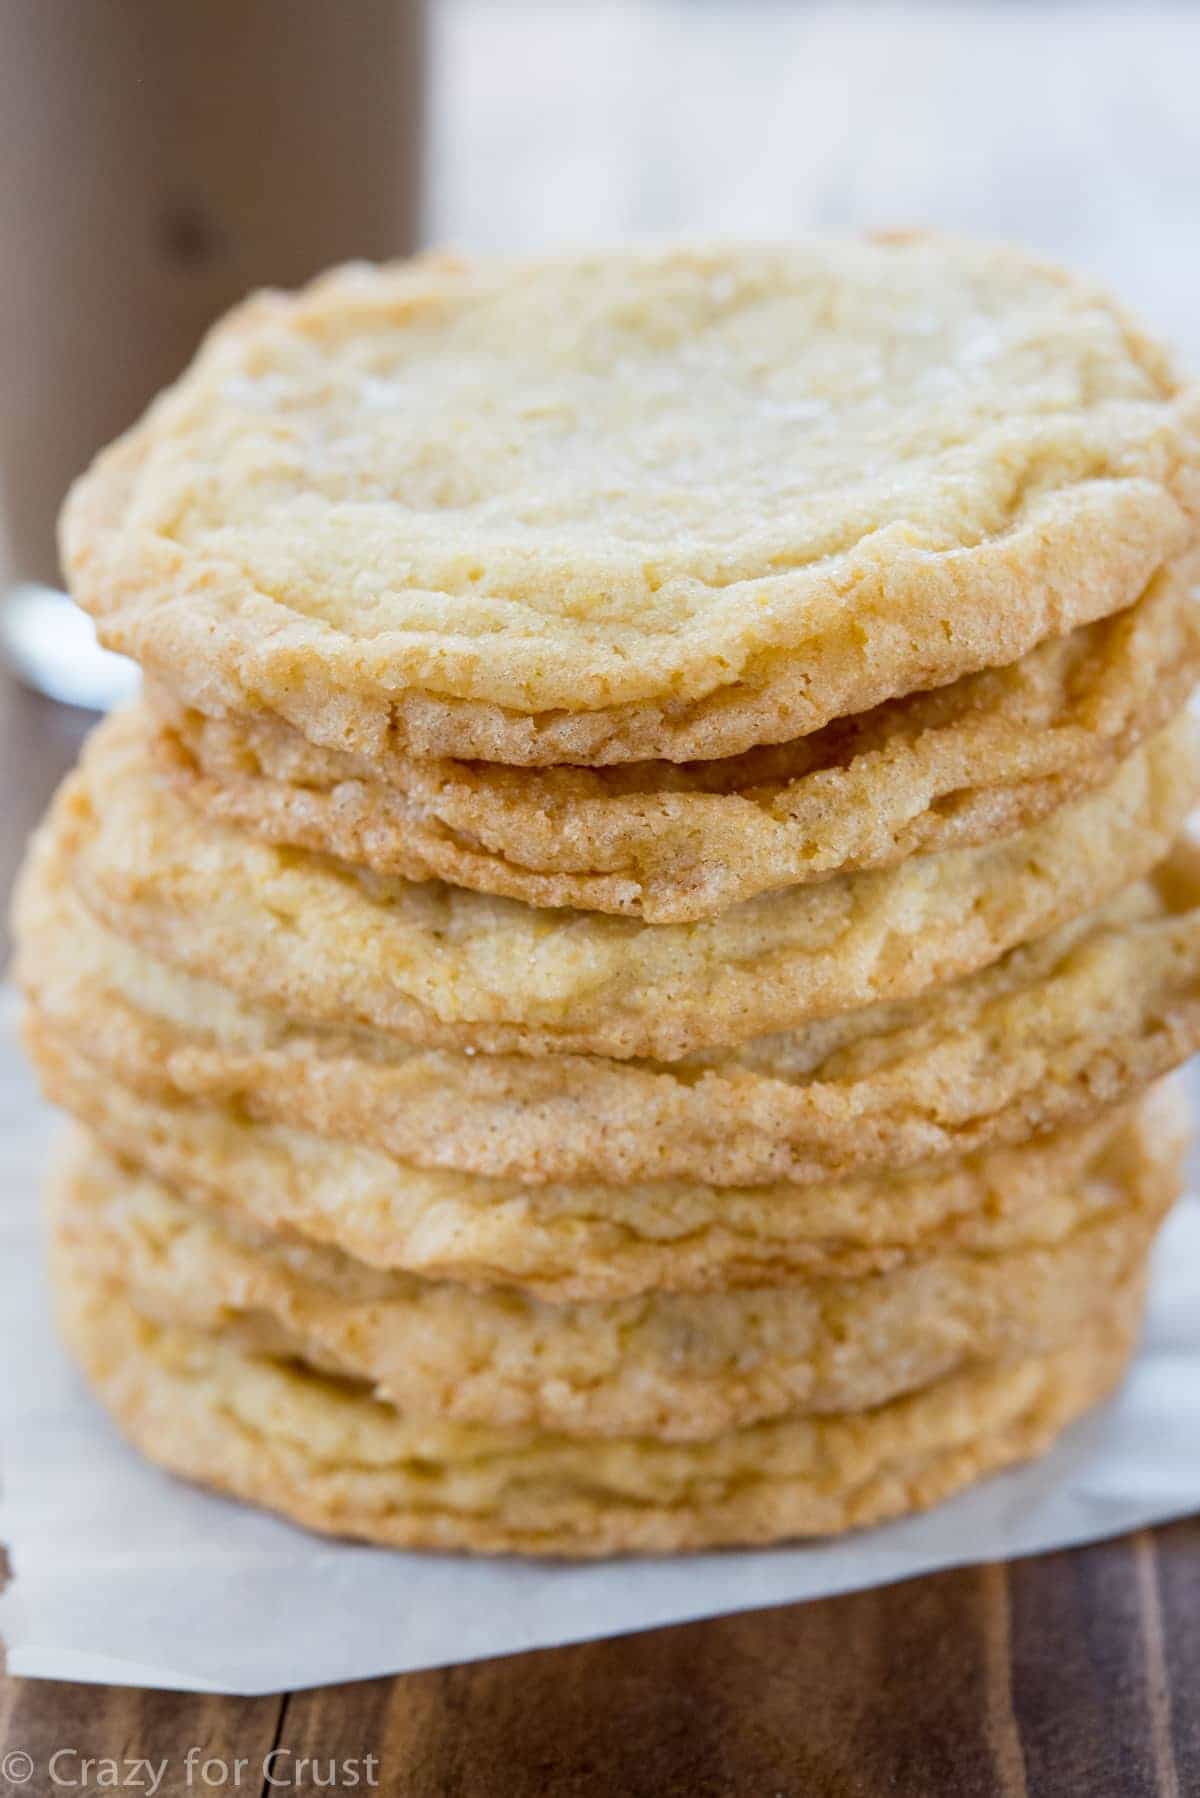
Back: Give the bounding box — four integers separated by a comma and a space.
26, 1011, 1172, 1301
151, 560, 1200, 920
51, 1107, 1183, 1439
15, 819, 1200, 1187
54, 703, 1200, 1060
62, 239, 1200, 766
52, 1230, 1149, 1555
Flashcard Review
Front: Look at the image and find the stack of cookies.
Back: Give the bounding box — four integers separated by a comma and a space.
14, 239, 1200, 1556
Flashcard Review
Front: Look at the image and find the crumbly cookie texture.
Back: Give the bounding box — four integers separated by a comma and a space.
57, 704, 1200, 1060
26, 1012, 1170, 1300
15, 815, 1200, 1187
61, 239, 1200, 766
53, 1231, 1146, 1555
52, 1113, 1182, 1440
151, 562, 1200, 921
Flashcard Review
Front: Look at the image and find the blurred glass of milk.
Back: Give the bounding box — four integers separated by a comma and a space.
0, 0, 423, 708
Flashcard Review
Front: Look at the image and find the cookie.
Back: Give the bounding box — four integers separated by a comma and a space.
28, 1012, 1168, 1300
57, 703, 1200, 1060
53, 1230, 1147, 1554
61, 239, 1200, 767
152, 561, 1200, 920
16, 818, 1200, 1186
52, 1111, 1181, 1439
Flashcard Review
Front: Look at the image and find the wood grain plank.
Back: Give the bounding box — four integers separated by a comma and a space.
1132, 1530, 1180, 1798
1008, 1534, 1176, 1798
1146, 1516, 1200, 1792
979, 1561, 1029, 1798
276, 1561, 1015, 1797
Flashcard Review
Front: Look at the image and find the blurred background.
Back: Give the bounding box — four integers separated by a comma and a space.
2, 0, 1198, 951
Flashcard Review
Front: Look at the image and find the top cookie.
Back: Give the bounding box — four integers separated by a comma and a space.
62, 238, 1200, 766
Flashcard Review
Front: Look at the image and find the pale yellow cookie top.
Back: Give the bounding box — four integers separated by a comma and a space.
62, 238, 1200, 764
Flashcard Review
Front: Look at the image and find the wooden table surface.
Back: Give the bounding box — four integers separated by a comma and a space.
0, 662, 1197, 1793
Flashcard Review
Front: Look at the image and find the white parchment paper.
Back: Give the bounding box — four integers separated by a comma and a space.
3, 991, 1199, 1694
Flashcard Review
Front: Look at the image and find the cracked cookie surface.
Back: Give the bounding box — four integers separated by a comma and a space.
52, 703, 1200, 1060
62, 239, 1200, 766
51, 1108, 1183, 1439
152, 562, 1200, 920
26, 1011, 1169, 1301
15, 814, 1200, 1187
52, 1223, 1148, 1555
